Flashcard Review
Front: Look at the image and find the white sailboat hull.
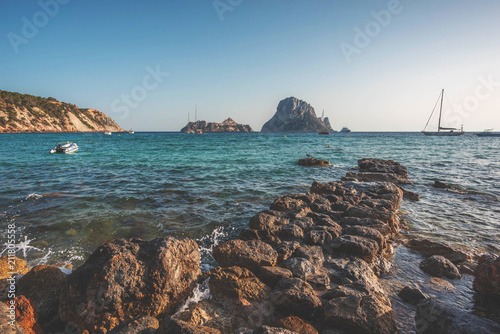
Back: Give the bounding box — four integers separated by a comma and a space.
422, 131, 464, 137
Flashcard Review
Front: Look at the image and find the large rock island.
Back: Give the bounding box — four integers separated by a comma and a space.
0, 90, 124, 133
261, 97, 333, 133
180, 117, 253, 133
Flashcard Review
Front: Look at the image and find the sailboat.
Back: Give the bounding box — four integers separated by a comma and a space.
104, 114, 112, 135
318, 110, 330, 135
128, 112, 134, 134
422, 89, 464, 136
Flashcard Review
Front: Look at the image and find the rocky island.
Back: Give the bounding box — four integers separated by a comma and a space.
0, 90, 123, 133
261, 97, 333, 133
180, 118, 253, 133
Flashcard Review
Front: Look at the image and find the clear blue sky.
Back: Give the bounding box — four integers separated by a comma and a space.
1, 0, 499, 131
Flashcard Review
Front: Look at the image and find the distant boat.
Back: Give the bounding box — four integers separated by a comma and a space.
104, 130, 112, 135
422, 89, 464, 136
50, 142, 78, 154
129, 112, 134, 134
340, 127, 351, 133
318, 131, 330, 135
476, 128, 500, 137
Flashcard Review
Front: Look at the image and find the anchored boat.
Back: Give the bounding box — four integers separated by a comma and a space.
422, 89, 464, 136
476, 129, 500, 137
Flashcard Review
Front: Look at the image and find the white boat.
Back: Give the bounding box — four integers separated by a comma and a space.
50, 142, 78, 154
129, 112, 134, 134
422, 89, 464, 136
476, 128, 500, 137
104, 130, 112, 135
340, 126, 351, 133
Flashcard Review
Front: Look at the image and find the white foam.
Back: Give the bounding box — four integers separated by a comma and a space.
173, 278, 212, 317
197, 226, 228, 261
25, 193, 42, 201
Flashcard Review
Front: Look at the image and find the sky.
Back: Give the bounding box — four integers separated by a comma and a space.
0, 0, 499, 131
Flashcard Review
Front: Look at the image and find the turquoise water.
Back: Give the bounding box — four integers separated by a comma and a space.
0, 132, 499, 267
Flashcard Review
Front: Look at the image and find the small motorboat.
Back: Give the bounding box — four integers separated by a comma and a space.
50, 142, 78, 154
476, 128, 500, 137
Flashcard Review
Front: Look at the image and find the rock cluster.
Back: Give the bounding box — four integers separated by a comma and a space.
181, 118, 253, 133
297, 157, 330, 167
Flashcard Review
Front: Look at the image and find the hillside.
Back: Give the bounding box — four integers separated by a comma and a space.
261, 97, 332, 132
0, 90, 124, 133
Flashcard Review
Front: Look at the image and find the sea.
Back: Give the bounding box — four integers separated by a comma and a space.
1, 132, 499, 330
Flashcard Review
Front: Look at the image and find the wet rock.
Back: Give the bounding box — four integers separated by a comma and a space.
420, 255, 462, 279
0, 303, 29, 334
109, 315, 159, 334
276, 316, 318, 334
474, 255, 500, 298
298, 157, 330, 167
259, 266, 293, 288
253, 325, 297, 334
284, 258, 315, 278
416, 298, 500, 334
321, 286, 397, 334
17, 265, 66, 323
358, 158, 408, 177
2, 296, 42, 334
398, 286, 428, 306
400, 187, 420, 201
213, 240, 278, 273
405, 237, 470, 264
330, 235, 380, 263
249, 211, 289, 232
159, 318, 221, 334
270, 278, 322, 319
59, 237, 201, 333
209, 266, 271, 301
342, 171, 410, 185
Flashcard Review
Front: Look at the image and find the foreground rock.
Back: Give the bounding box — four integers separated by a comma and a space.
297, 157, 330, 167
474, 255, 500, 298
59, 237, 201, 333
416, 298, 500, 334
0, 256, 30, 301
419, 255, 462, 279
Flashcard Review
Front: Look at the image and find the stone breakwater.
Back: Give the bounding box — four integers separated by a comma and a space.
1, 158, 499, 333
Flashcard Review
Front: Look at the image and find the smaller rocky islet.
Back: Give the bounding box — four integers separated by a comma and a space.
1, 158, 499, 333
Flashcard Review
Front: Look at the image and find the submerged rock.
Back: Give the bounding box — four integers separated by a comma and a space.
405, 237, 470, 264
398, 286, 428, 306
298, 157, 330, 167
416, 298, 500, 334
419, 255, 462, 279
59, 237, 201, 333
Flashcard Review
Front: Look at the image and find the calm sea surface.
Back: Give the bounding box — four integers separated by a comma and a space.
1, 132, 499, 328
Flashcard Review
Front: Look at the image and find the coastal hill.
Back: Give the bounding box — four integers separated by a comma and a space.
0, 90, 124, 133
180, 118, 253, 133
261, 97, 333, 132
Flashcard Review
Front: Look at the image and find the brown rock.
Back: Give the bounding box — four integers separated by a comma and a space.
293, 245, 324, 268
159, 318, 221, 334
342, 226, 386, 253
358, 158, 408, 177
59, 237, 201, 334
276, 316, 318, 334
270, 196, 307, 212
17, 265, 66, 322
109, 315, 159, 334
209, 266, 271, 301
330, 235, 380, 263
473, 256, 500, 298
249, 211, 288, 232
405, 238, 470, 264
0, 256, 30, 279
259, 266, 293, 288
270, 278, 322, 319
420, 255, 462, 279
2, 296, 42, 334
213, 240, 278, 273
297, 158, 330, 167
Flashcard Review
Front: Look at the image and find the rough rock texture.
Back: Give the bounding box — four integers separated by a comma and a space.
0, 90, 123, 133
159, 318, 221, 334
59, 237, 201, 333
0, 256, 30, 301
0, 301, 30, 334
108, 315, 159, 334
213, 240, 278, 273
419, 255, 462, 279
17, 265, 66, 323
342, 158, 412, 185
253, 326, 297, 334
180, 118, 253, 133
271, 278, 322, 319
276, 316, 318, 334
297, 157, 330, 166
209, 266, 271, 301
261, 97, 331, 133
474, 256, 500, 298
2, 296, 42, 334
416, 298, 500, 334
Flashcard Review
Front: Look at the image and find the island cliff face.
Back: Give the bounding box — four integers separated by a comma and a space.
180, 118, 253, 133
261, 97, 332, 132
0, 90, 124, 133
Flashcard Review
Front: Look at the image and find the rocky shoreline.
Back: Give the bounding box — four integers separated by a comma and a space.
1, 158, 499, 333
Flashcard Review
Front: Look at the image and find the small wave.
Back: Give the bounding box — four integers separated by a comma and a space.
25, 193, 42, 201
173, 278, 212, 316
197, 226, 228, 262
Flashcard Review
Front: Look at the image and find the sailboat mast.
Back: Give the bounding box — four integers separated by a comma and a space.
195, 104, 197, 122
438, 89, 444, 131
